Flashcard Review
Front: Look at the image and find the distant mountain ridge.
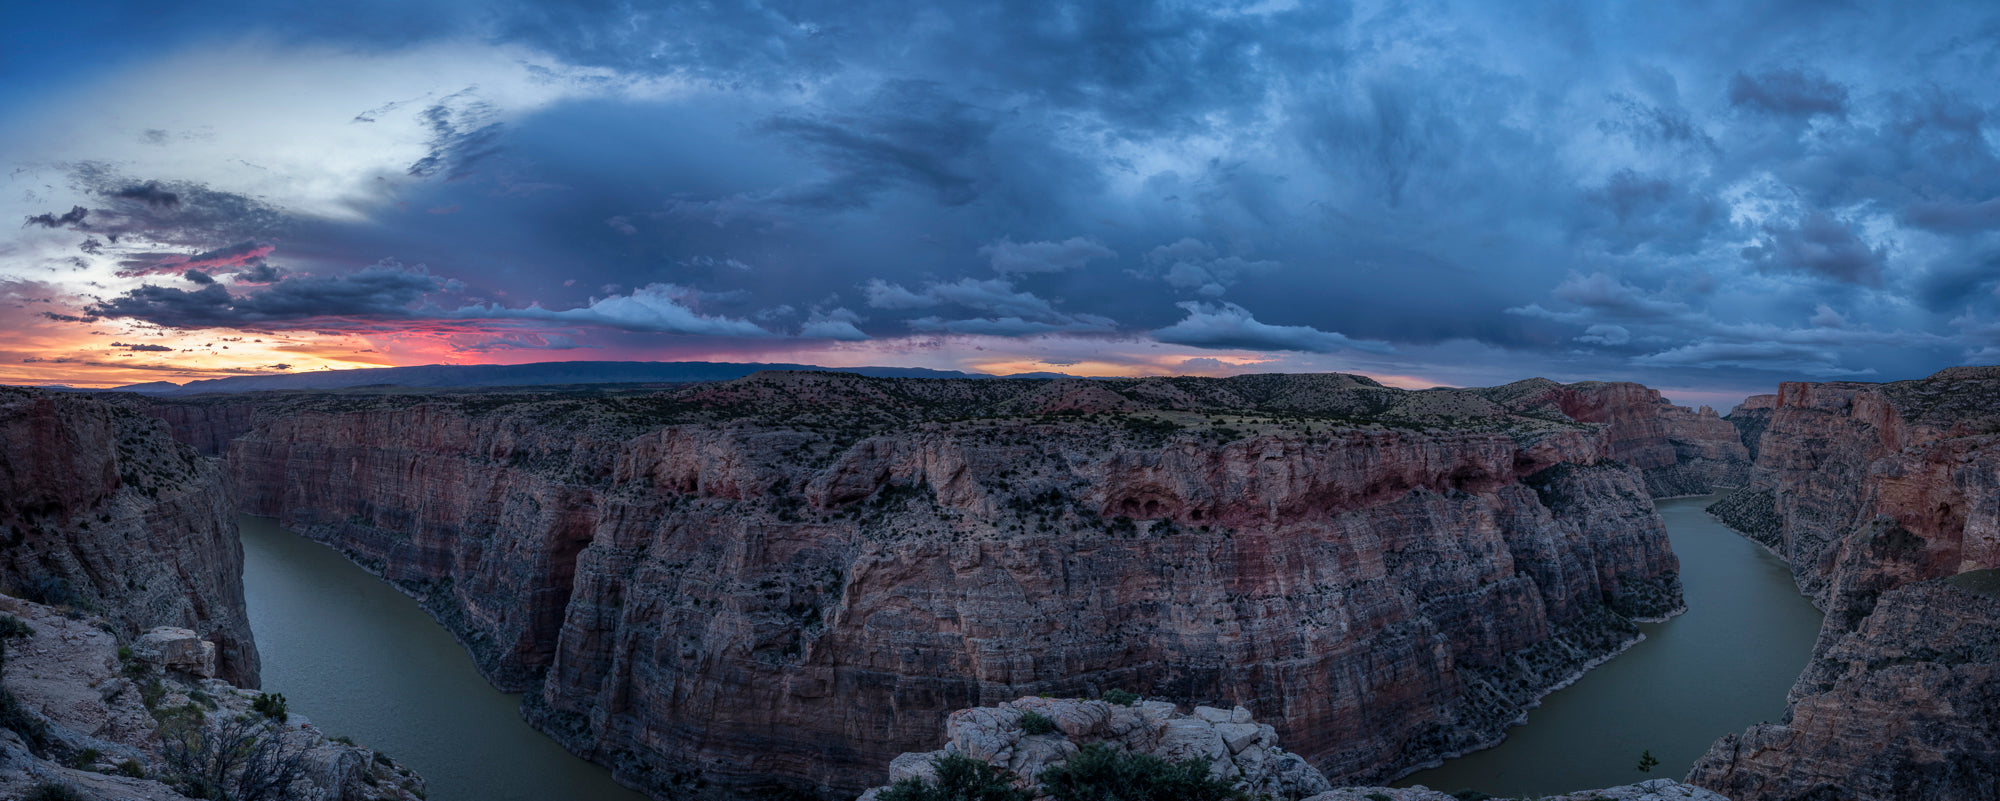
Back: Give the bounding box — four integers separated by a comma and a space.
80, 361, 1079, 395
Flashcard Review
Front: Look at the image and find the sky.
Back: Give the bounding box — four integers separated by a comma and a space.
3, 1, 1999, 408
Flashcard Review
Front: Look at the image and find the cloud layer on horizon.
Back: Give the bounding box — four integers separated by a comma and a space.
4, 0, 2000, 400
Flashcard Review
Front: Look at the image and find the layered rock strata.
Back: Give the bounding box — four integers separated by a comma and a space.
0, 594, 424, 800
1478, 379, 1749, 497
1692, 367, 2000, 800
0, 387, 256, 684
170, 371, 1686, 798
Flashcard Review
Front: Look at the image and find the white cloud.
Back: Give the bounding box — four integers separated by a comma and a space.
1152, 301, 1393, 354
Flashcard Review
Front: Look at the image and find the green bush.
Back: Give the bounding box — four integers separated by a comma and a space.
22, 782, 85, 801
1018, 710, 1059, 735
1038, 743, 1247, 801
1100, 690, 1139, 707
876, 752, 1031, 801
251, 692, 289, 723
117, 758, 147, 778
0, 685, 49, 754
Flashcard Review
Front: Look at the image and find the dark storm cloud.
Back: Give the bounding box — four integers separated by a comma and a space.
1728, 68, 1849, 117
111, 181, 181, 208
1743, 211, 1887, 285
87, 267, 445, 328
24, 206, 88, 229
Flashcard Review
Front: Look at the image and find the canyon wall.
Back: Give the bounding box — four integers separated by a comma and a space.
0, 387, 257, 685
155, 371, 1694, 798
1690, 367, 2000, 800
1479, 379, 1750, 497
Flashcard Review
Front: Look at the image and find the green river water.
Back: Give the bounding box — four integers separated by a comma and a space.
1398, 495, 1825, 797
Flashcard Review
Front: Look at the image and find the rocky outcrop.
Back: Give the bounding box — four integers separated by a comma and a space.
861, 696, 1723, 801
1691, 367, 2000, 801
0, 387, 257, 685
175, 371, 1685, 798
856, 696, 1332, 801
0, 594, 424, 801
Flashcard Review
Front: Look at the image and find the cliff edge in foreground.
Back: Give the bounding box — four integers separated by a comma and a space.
861, 695, 1725, 801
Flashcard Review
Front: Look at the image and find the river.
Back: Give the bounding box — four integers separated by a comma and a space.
238, 515, 650, 801
241, 495, 1820, 801
1396, 495, 1825, 797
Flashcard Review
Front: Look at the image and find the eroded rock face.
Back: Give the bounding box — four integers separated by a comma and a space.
0, 594, 423, 801
1481, 379, 1750, 497
0, 387, 256, 685
1691, 367, 2000, 801
149, 372, 1691, 798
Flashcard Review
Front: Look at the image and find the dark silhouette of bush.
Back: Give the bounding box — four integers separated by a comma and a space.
1099, 690, 1139, 707
1038, 743, 1247, 801
876, 753, 1031, 801
22, 782, 86, 801
1019, 710, 1058, 735
251, 692, 289, 723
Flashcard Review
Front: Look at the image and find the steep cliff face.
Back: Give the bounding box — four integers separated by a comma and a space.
0, 388, 257, 685
1477, 380, 1749, 497
1691, 367, 2000, 801
1725, 394, 1778, 464
193, 371, 1683, 798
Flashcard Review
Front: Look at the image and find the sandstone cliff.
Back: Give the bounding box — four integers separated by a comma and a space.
0, 388, 257, 685
150, 371, 1687, 798
1477, 379, 1749, 497
1691, 367, 2000, 800
0, 594, 423, 800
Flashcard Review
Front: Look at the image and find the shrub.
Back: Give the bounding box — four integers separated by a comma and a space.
1099, 689, 1139, 707
877, 753, 1031, 801
160, 713, 308, 801
117, 758, 147, 778
22, 782, 85, 801
251, 692, 288, 723
1038, 743, 1247, 801
0, 685, 49, 754
67, 746, 101, 769
0, 613, 32, 668
1018, 710, 1059, 736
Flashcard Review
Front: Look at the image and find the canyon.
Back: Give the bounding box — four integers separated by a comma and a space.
1689, 367, 2000, 800
129, 371, 1742, 798
18, 365, 1988, 801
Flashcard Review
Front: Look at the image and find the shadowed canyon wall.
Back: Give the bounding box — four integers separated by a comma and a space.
133, 372, 1719, 798
0, 387, 257, 685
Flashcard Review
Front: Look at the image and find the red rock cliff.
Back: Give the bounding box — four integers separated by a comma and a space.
190, 372, 1683, 798
0, 387, 257, 685
1690, 367, 2000, 800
